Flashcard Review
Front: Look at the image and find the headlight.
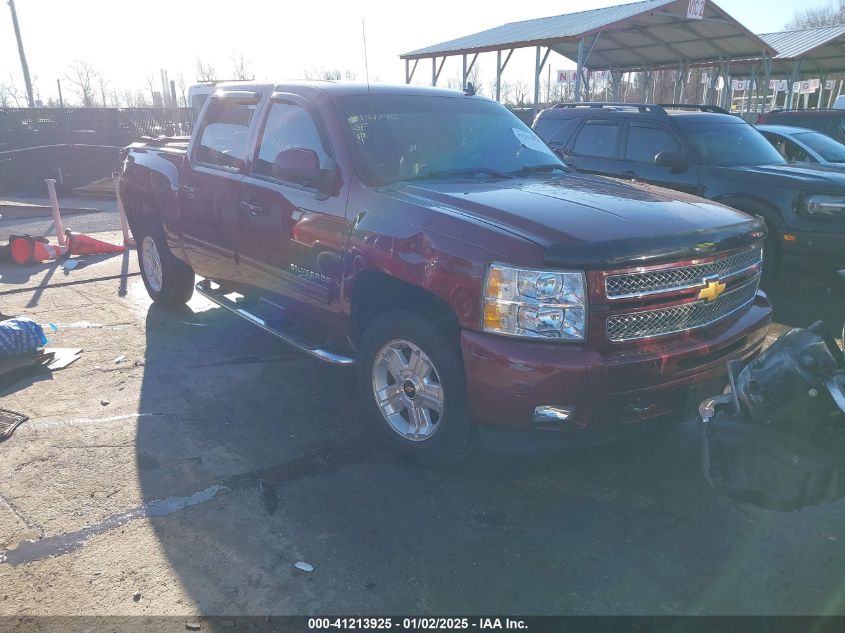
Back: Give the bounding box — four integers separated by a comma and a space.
803, 194, 845, 220
483, 264, 586, 340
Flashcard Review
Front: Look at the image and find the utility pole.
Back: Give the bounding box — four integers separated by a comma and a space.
8, 0, 35, 107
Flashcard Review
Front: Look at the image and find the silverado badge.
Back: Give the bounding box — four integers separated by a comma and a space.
698, 277, 727, 302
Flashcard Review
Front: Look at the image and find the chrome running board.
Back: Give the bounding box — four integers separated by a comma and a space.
195, 279, 355, 366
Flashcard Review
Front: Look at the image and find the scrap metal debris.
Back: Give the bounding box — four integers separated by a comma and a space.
0, 409, 28, 442
259, 479, 278, 515
294, 561, 314, 573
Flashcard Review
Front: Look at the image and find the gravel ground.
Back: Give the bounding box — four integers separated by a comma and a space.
0, 216, 844, 618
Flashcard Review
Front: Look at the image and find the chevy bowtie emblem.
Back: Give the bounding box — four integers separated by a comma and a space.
698, 278, 726, 302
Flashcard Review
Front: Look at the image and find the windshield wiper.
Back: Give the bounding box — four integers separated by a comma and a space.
510, 164, 568, 175
402, 167, 513, 181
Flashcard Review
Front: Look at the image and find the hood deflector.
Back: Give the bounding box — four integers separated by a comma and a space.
544, 218, 766, 270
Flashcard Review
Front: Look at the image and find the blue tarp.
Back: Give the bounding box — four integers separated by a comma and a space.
0, 317, 46, 358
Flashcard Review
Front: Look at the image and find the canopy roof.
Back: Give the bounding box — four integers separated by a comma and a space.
401, 0, 776, 71
760, 25, 845, 74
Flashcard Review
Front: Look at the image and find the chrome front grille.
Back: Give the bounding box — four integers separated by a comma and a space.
605, 248, 762, 299
606, 277, 759, 343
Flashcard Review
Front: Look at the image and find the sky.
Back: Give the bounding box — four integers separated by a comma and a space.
0, 0, 825, 106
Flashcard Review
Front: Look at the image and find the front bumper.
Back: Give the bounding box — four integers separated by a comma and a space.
779, 228, 845, 273
461, 292, 772, 442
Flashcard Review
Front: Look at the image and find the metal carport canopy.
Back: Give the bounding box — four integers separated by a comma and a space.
760, 25, 845, 74
727, 25, 845, 111
400, 0, 776, 72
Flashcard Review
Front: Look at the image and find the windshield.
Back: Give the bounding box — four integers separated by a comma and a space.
335, 94, 563, 185
794, 131, 845, 163
684, 122, 786, 167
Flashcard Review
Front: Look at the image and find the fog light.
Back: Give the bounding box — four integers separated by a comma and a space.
533, 405, 576, 424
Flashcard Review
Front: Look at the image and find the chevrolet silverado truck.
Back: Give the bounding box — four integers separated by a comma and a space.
119, 82, 772, 464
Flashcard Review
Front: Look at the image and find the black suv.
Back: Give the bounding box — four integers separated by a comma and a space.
533, 103, 845, 281
756, 109, 845, 144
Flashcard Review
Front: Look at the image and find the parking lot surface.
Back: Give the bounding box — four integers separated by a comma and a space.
1, 210, 845, 616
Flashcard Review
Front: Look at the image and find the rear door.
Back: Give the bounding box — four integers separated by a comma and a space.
617, 121, 702, 194
237, 93, 350, 331
178, 90, 261, 282
561, 119, 621, 176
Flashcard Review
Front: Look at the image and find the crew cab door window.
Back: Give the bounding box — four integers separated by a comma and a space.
194, 97, 258, 170
563, 119, 620, 177
571, 120, 620, 158
618, 122, 701, 195
253, 102, 331, 187
782, 138, 813, 162
624, 123, 683, 163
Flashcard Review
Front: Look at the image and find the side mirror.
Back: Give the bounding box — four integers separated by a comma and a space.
274, 148, 321, 185
273, 148, 340, 199
654, 151, 688, 172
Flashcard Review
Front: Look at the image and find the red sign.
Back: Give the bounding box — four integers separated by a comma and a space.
687, 0, 706, 19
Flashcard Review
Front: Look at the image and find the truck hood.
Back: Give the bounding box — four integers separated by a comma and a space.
711, 162, 845, 190
389, 173, 763, 268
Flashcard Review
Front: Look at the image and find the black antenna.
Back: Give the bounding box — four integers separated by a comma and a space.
362, 19, 370, 91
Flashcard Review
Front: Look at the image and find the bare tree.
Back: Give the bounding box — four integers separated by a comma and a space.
787, 0, 845, 28
196, 58, 216, 82
303, 67, 341, 80
176, 73, 188, 107
108, 88, 122, 108
145, 73, 159, 105
96, 70, 110, 107
0, 76, 25, 107
231, 52, 252, 80
66, 61, 96, 106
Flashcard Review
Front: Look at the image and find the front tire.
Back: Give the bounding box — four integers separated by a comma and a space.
357, 310, 474, 466
137, 218, 195, 307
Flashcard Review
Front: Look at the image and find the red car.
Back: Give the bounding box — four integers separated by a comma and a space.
119, 82, 771, 464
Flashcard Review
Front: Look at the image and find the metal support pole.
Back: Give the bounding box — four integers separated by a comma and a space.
532, 46, 551, 114
761, 52, 772, 115
405, 59, 409, 85
534, 46, 541, 114
679, 63, 689, 103
8, 0, 34, 107
45, 179, 65, 246
787, 59, 803, 110
574, 38, 584, 103
432, 57, 436, 86
818, 71, 827, 110
56, 78, 64, 108
496, 50, 502, 101
462, 54, 467, 89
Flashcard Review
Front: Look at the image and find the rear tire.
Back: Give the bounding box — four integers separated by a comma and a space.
357, 310, 474, 466
137, 217, 195, 307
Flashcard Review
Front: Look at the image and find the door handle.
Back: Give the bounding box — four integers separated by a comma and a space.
621, 170, 638, 179
180, 184, 199, 196
240, 200, 266, 217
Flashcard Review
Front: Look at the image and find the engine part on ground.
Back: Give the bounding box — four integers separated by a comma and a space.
700, 321, 845, 511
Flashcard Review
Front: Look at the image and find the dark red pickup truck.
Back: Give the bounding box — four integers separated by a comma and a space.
119, 82, 771, 463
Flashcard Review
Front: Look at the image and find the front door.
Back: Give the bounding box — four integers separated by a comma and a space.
238, 94, 350, 331
617, 121, 702, 195
177, 93, 260, 282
